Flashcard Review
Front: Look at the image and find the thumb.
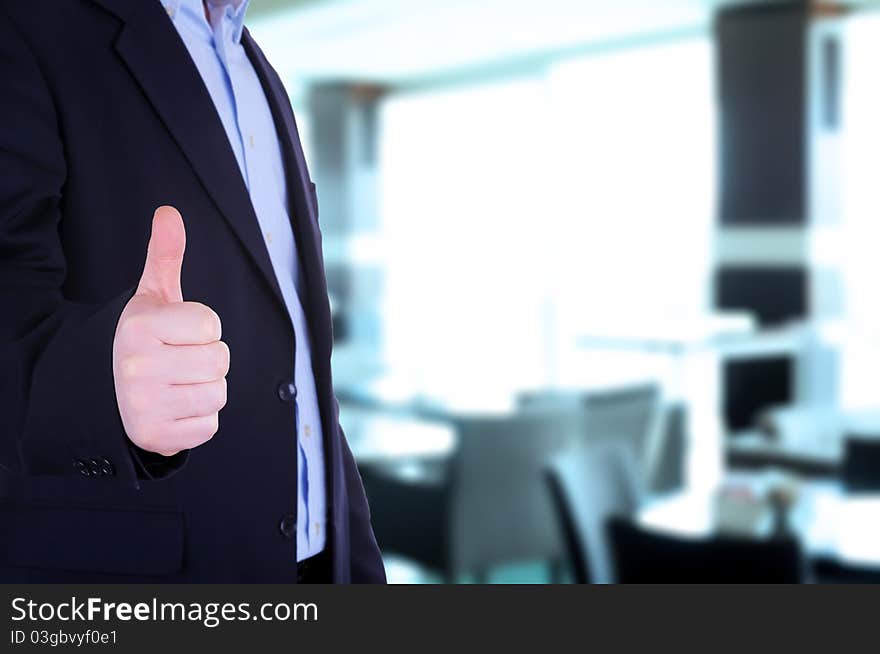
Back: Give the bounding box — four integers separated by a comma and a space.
136, 205, 186, 303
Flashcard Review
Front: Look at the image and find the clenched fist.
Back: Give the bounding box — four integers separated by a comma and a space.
113, 206, 229, 457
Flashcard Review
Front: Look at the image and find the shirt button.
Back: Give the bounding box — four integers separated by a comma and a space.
304, 424, 311, 438
277, 381, 297, 403
279, 514, 296, 540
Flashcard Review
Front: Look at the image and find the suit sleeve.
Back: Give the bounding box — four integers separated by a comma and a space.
0, 6, 185, 483
339, 426, 387, 583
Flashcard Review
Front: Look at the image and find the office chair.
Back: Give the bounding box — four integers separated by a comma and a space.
546, 442, 643, 583
646, 403, 687, 493
607, 517, 803, 583
519, 383, 662, 485
362, 411, 579, 583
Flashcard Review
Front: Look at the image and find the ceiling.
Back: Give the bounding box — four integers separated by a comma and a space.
247, 0, 880, 87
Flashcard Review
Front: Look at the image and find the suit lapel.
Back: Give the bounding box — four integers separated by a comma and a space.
93, 0, 344, 554
241, 30, 332, 362
96, 0, 286, 312
241, 30, 343, 535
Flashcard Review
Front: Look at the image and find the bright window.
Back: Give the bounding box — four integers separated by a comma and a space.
377, 36, 716, 400
839, 12, 880, 410
546, 38, 716, 386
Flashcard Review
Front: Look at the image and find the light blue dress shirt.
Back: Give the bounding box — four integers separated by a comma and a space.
161, 0, 326, 561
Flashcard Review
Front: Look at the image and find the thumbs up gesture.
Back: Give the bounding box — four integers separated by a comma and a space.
112, 206, 229, 456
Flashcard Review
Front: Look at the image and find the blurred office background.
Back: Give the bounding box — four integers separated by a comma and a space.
251, 0, 880, 582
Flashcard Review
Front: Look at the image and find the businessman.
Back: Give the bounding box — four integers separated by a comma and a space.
0, 0, 386, 582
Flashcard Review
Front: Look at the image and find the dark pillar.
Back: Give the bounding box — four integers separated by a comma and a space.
713, 1, 845, 430
307, 83, 387, 349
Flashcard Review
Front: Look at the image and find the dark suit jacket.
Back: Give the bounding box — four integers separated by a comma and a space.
0, 0, 386, 583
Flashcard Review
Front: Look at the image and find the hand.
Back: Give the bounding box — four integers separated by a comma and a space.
112, 206, 229, 456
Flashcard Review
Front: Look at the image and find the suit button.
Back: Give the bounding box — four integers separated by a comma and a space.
87, 459, 102, 476
100, 457, 115, 476
73, 459, 89, 477
279, 514, 296, 539
277, 381, 297, 403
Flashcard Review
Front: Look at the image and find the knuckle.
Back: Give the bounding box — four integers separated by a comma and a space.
212, 379, 227, 410
206, 343, 225, 378
217, 341, 230, 376
191, 303, 221, 341
197, 415, 220, 444
180, 302, 222, 342
137, 426, 181, 457
119, 356, 142, 381
207, 311, 222, 341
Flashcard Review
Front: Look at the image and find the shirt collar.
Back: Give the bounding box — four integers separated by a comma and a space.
162, 0, 250, 44
207, 0, 250, 44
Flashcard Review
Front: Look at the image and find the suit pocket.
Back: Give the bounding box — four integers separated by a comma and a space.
0, 502, 184, 577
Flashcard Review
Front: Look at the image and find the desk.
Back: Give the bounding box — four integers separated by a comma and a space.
338, 375, 660, 464
727, 432, 841, 477
336, 374, 520, 421
340, 407, 456, 464
726, 408, 880, 476
640, 477, 880, 567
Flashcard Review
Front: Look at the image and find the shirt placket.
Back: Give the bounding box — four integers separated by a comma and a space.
216, 12, 324, 558
212, 11, 250, 188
